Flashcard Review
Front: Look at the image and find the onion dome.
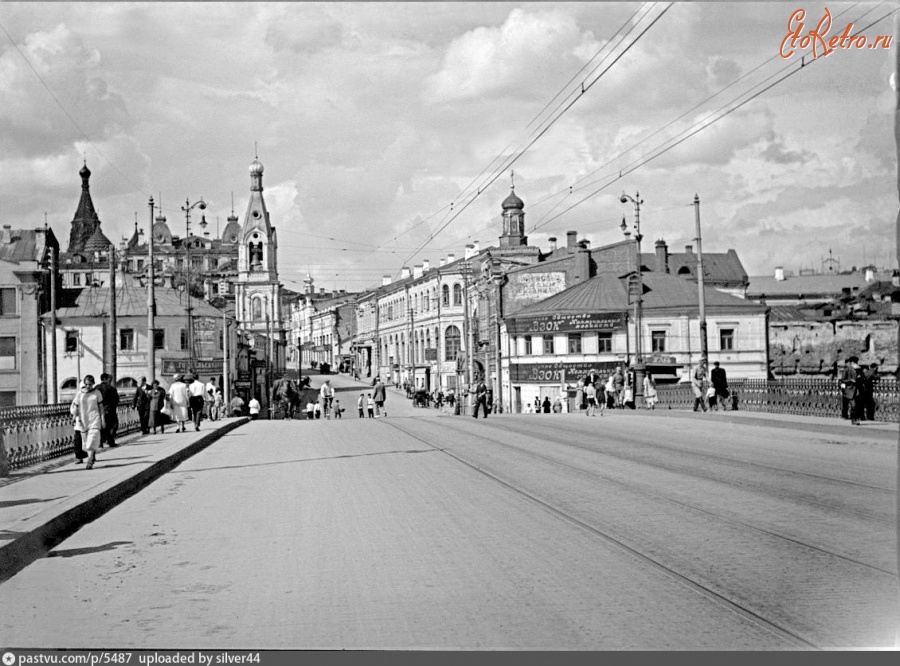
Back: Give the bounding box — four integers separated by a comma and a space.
84, 226, 111, 253
502, 187, 524, 210
79, 163, 91, 180
249, 159, 264, 175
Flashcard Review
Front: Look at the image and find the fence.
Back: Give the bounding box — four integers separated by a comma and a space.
655, 376, 899, 422
0, 403, 140, 476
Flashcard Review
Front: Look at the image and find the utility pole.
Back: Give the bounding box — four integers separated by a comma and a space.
147, 196, 156, 381
223, 309, 229, 408
50, 245, 58, 403
694, 194, 708, 369
461, 261, 473, 399
107, 246, 117, 381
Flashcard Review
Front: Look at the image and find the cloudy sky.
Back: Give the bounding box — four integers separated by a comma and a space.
0, 2, 895, 292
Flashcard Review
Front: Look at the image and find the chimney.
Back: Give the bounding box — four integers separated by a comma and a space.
579, 239, 591, 249
382, 275, 392, 286
439, 258, 446, 268
549, 237, 557, 251
413, 264, 423, 279
774, 266, 785, 281
567, 230, 578, 249
685, 245, 693, 254
320, 287, 325, 294
655, 239, 669, 274
423, 259, 430, 271
401, 266, 411, 279
464, 244, 476, 260
864, 267, 875, 282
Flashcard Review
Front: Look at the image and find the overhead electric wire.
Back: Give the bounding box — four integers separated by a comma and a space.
530, 3, 897, 233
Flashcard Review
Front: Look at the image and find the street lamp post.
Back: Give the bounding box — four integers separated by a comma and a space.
620, 191, 646, 408
181, 197, 206, 372
147, 196, 156, 382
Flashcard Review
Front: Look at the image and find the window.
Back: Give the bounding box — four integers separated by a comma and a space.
0, 336, 15, 370
73, 273, 81, 286
445, 325, 461, 362
116, 377, 137, 390
153, 329, 165, 350
453, 283, 462, 307
720, 328, 735, 351
251, 297, 263, 321
0, 287, 16, 316
65, 331, 78, 354
61, 377, 78, 391
0, 391, 15, 408
543, 336, 555, 355
568, 333, 582, 354
119, 328, 135, 352
524, 335, 532, 355
180, 329, 189, 350
598, 332, 613, 353
651, 330, 667, 353
442, 285, 450, 307
136, 259, 144, 271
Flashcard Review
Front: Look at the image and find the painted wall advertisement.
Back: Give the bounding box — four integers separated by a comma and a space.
510, 361, 621, 384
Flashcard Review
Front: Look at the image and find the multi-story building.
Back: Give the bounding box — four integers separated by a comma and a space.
0, 225, 59, 406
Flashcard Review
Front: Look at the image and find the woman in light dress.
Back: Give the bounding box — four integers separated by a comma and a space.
70, 375, 104, 469
643, 373, 659, 409
167, 373, 191, 432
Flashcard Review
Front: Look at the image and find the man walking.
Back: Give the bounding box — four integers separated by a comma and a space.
691, 361, 709, 413
97, 373, 120, 447
584, 381, 598, 417
472, 377, 489, 419
71, 375, 104, 469
133, 376, 152, 434
711, 362, 729, 411
373, 377, 387, 417
188, 374, 206, 431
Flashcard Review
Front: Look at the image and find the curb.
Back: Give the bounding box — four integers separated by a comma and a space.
0, 417, 249, 584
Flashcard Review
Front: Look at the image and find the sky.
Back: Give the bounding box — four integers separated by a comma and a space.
0, 2, 896, 293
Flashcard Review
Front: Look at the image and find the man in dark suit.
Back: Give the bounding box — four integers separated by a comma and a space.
133, 376, 152, 435
711, 362, 729, 411
472, 377, 489, 419
97, 373, 120, 447
840, 356, 861, 425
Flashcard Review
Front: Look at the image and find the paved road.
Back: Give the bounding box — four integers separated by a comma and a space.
1, 374, 897, 649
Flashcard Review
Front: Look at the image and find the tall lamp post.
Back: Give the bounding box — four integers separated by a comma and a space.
147, 196, 156, 381
181, 197, 206, 372
620, 191, 645, 408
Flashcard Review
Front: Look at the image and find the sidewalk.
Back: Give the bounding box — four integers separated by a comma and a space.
0, 416, 248, 583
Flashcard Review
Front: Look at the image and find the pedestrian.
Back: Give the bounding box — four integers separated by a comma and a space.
860, 363, 879, 421
305, 400, 315, 420
367, 394, 375, 418
542, 396, 552, 413
70, 391, 87, 464
373, 378, 387, 417
248, 395, 262, 420
187, 374, 206, 431
230, 394, 246, 417
691, 361, 709, 412
643, 374, 658, 410
584, 382, 598, 417
552, 396, 562, 413
605, 374, 616, 409
133, 376, 152, 435
314, 400, 321, 419
358, 393, 365, 418
319, 379, 333, 419
149, 379, 167, 434
167, 373, 191, 432
534, 397, 541, 413
612, 367, 625, 408
840, 356, 861, 425
71, 375, 104, 470
472, 377, 489, 418
97, 373, 120, 447
334, 398, 342, 419
205, 377, 218, 421
707, 385, 718, 411
575, 378, 585, 412
212, 388, 224, 421
711, 362, 729, 411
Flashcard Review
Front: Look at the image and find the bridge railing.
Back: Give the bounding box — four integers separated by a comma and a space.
0, 403, 139, 476
655, 377, 899, 422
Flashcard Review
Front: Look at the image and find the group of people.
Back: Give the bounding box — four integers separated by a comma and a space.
840, 356, 880, 425
690, 360, 731, 412
355, 378, 388, 418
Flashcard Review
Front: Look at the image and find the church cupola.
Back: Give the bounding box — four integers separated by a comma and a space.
67, 161, 103, 255
238, 156, 277, 277
221, 192, 242, 245
499, 171, 527, 248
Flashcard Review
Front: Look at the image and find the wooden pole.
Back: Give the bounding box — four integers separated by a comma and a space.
108, 246, 117, 381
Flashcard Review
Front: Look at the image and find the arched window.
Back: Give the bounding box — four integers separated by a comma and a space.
445, 325, 461, 362
116, 377, 138, 389
453, 283, 462, 306
677, 266, 691, 276
251, 297, 263, 321
442, 284, 450, 307
61, 377, 78, 390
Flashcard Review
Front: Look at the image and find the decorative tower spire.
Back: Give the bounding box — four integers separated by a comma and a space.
67, 161, 102, 255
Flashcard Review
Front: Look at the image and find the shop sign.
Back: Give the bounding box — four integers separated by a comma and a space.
507, 312, 624, 335
162, 358, 224, 375
510, 361, 620, 384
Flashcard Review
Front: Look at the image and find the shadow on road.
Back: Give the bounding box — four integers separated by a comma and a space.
46, 540, 133, 558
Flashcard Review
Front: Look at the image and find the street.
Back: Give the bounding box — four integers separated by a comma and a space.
0, 374, 897, 649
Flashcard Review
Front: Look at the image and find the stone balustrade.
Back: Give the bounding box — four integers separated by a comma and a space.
0, 403, 139, 476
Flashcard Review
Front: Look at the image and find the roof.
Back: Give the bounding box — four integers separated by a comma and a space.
642, 249, 748, 285
0, 228, 50, 265
48, 283, 225, 319
747, 273, 873, 298
767, 305, 823, 322
83, 226, 111, 253
508, 272, 766, 319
